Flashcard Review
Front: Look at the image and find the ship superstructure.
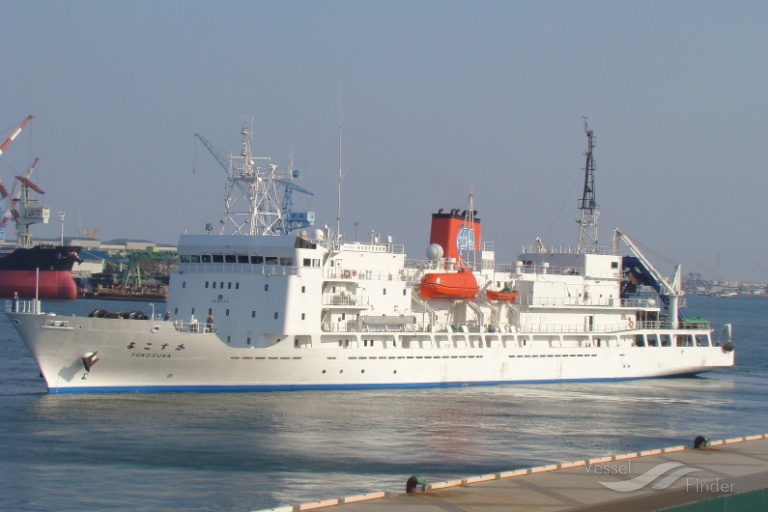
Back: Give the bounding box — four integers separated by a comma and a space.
6, 124, 734, 393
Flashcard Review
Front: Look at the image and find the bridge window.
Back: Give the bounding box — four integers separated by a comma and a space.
213, 255, 224, 263
251, 256, 264, 264
635, 335, 646, 347
695, 334, 710, 347
190, 255, 201, 263
201, 255, 212, 263
266, 257, 278, 265
280, 257, 293, 266
660, 334, 671, 347
676, 334, 693, 347
303, 258, 312, 267
237, 255, 248, 263
647, 334, 659, 347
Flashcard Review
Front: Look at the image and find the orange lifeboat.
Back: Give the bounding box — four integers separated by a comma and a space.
419, 267, 479, 300
486, 290, 519, 302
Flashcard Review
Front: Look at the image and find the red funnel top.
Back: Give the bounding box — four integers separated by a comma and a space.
428, 209, 481, 263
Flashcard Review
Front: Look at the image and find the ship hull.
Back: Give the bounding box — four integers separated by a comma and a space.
0, 246, 81, 300
0, 269, 78, 300
7, 312, 735, 393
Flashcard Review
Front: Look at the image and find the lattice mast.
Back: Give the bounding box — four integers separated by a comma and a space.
577, 121, 599, 252
220, 121, 286, 236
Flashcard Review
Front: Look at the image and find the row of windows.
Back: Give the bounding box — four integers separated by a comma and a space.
172, 306, 306, 322
509, 354, 598, 358
180, 255, 323, 267
635, 333, 710, 347
184, 281, 307, 294
205, 281, 240, 290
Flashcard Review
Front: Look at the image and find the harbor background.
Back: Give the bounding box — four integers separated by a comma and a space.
1, 295, 765, 512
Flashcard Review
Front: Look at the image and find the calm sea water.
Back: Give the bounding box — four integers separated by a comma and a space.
1, 296, 766, 511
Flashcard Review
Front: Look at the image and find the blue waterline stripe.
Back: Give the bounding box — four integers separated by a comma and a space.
50, 373, 700, 394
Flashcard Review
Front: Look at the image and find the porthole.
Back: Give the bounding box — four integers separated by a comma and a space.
339, 369, 343, 374
393, 370, 397, 374
322, 370, 326, 374
361, 369, 365, 374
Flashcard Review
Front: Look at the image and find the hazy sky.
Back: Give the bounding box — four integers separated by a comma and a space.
2, 1, 766, 282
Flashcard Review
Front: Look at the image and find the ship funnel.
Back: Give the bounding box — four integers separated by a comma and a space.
428, 209, 481, 264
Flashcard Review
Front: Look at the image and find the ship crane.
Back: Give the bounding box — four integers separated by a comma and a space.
0, 115, 35, 239
614, 228, 683, 328
0, 157, 50, 249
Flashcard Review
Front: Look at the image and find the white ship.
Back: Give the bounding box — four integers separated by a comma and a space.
6, 123, 734, 393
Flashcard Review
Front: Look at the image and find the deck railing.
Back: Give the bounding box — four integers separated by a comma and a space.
5, 299, 41, 314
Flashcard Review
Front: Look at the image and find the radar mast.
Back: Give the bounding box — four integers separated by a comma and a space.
577, 121, 599, 253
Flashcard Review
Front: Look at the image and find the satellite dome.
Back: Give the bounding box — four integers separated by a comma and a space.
426, 243, 444, 261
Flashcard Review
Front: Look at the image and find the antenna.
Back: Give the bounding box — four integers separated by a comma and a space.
336, 89, 344, 244
577, 119, 599, 253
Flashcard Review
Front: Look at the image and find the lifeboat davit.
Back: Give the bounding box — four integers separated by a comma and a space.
419, 267, 479, 300
486, 290, 519, 302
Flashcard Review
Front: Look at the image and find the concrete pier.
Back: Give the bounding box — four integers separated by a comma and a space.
256, 433, 768, 512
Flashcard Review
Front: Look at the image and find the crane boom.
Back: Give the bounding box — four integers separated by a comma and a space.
615, 228, 682, 327
615, 228, 681, 296
0, 115, 34, 157
194, 133, 231, 174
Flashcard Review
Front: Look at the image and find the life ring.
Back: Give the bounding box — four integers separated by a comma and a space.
343, 270, 350, 278
628, 318, 634, 328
